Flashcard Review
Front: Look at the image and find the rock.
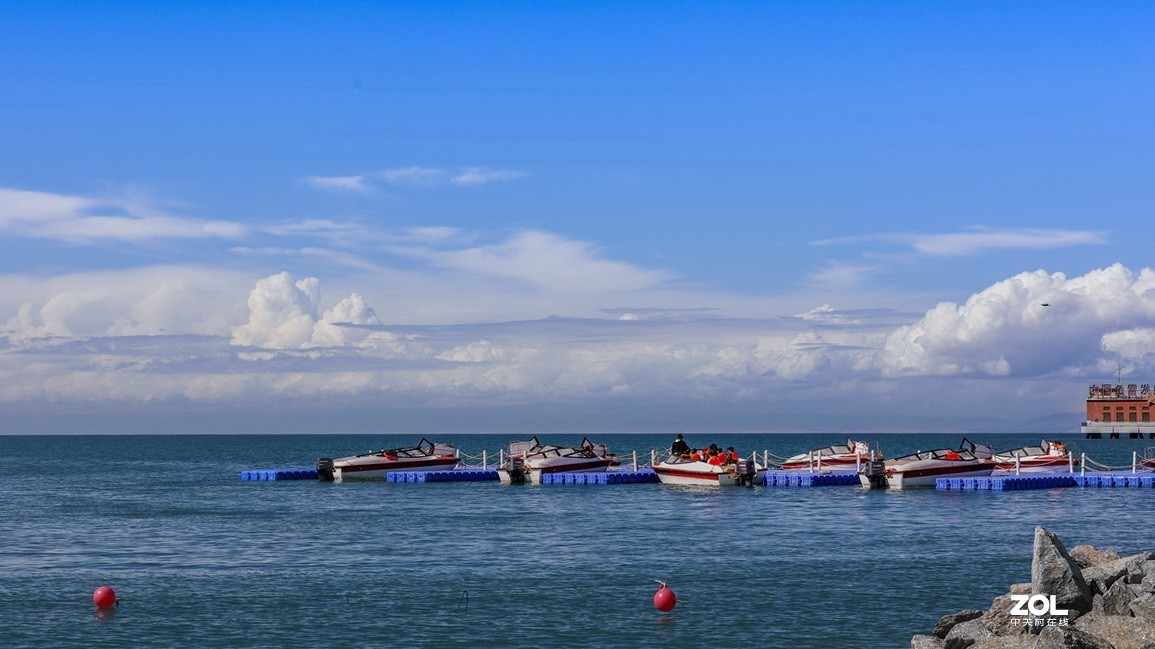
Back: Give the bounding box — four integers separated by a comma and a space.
1033, 527, 1094, 614
1010, 583, 1033, 595
1127, 556, 1155, 584
945, 618, 995, 649
971, 637, 1036, 648
1142, 573, 1155, 594
1131, 593, 1155, 621
913, 635, 946, 649
982, 595, 1029, 636
1032, 625, 1117, 649
1083, 560, 1132, 595
1075, 614, 1155, 649
936, 610, 986, 638
1071, 545, 1123, 569
1094, 577, 1136, 617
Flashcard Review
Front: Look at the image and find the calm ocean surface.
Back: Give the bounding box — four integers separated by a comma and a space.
2, 432, 1153, 648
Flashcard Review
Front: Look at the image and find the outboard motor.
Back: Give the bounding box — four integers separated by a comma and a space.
317, 457, 336, 482
734, 458, 758, 487
505, 456, 527, 484
861, 459, 888, 489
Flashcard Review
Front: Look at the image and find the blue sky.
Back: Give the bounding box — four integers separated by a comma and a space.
2, 2, 1154, 433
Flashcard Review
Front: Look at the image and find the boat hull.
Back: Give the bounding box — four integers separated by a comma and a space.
652, 461, 765, 486
859, 461, 995, 489
498, 457, 614, 484
333, 456, 460, 481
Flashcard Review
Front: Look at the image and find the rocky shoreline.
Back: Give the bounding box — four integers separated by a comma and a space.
912, 527, 1155, 649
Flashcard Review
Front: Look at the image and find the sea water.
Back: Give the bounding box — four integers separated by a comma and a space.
1, 433, 1152, 648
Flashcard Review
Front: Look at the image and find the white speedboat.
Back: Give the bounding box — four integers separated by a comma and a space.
779, 438, 877, 472
993, 439, 1072, 473
652, 455, 765, 487
317, 438, 460, 481
498, 437, 616, 484
859, 438, 995, 489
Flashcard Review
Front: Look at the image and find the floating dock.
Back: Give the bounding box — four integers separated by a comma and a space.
539, 470, 659, 485
241, 468, 319, 481
1072, 474, 1155, 488
935, 474, 1078, 491
763, 471, 860, 487
385, 469, 499, 483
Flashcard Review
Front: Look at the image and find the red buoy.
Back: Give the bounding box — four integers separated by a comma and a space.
93, 586, 117, 608
653, 581, 676, 612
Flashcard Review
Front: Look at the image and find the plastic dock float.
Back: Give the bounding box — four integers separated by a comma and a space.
385, 469, 499, 483
539, 470, 659, 485
763, 471, 860, 487
1072, 474, 1155, 488
935, 475, 1078, 491
241, 468, 319, 481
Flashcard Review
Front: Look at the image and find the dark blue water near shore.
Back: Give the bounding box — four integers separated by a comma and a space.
2, 433, 1152, 648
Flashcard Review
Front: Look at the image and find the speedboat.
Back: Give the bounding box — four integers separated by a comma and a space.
779, 438, 877, 472
317, 438, 460, 481
859, 438, 995, 489
993, 439, 1072, 473
652, 455, 765, 487
498, 437, 616, 484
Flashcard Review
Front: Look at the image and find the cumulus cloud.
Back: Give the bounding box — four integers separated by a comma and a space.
2, 267, 249, 339
872, 264, 1155, 377
0, 187, 246, 243
230, 272, 395, 349
6, 263, 1155, 434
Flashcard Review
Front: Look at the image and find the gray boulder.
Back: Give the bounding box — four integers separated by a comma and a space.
1033, 527, 1093, 614
1032, 625, 1117, 649
945, 618, 995, 649
1071, 545, 1123, 569
1075, 614, 1155, 649
1093, 577, 1135, 617
1131, 592, 1155, 621
913, 634, 946, 649
936, 610, 986, 638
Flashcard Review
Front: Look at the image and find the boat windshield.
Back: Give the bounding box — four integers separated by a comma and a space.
892, 448, 978, 462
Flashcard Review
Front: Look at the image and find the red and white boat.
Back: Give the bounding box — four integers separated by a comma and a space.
498, 437, 616, 484
317, 438, 460, 481
859, 438, 995, 489
779, 438, 877, 472
652, 455, 765, 487
993, 439, 1072, 473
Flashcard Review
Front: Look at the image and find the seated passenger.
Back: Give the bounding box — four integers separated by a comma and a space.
943, 450, 962, 461
727, 447, 740, 462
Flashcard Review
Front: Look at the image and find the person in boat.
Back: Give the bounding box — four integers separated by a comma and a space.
727, 447, 740, 462
707, 451, 725, 466
943, 450, 962, 461
689, 449, 703, 462
671, 434, 691, 457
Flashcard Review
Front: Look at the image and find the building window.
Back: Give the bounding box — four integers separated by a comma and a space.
1104, 413, 1113, 422
1130, 412, 1139, 422
1144, 413, 1151, 422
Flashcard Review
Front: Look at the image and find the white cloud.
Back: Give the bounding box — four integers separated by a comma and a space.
391, 230, 672, 293
303, 175, 370, 192
380, 166, 447, 186
304, 166, 529, 191
0, 187, 246, 243
910, 227, 1108, 256
872, 264, 1155, 377
450, 167, 528, 186
5, 262, 1155, 434
811, 226, 1108, 256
